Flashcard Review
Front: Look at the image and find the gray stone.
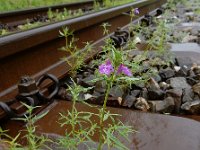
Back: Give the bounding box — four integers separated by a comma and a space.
193, 66, 200, 75
134, 97, 150, 112
94, 80, 106, 93
159, 82, 170, 90
134, 81, 145, 89
176, 66, 189, 77
192, 82, 200, 97
170, 43, 200, 54
174, 66, 181, 72
93, 90, 101, 97
147, 77, 160, 90
193, 74, 200, 81
182, 35, 198, 43
152, 74, 162, 82
122, 90, 140, 108
81, 75, 96, 87
166, 88, 183, 98
110, 86, 124, 98
175, 57, 193, 68
188, 70, 196, 77
149, 57, 167, 67
186, 77, 198, 86
149, 97, 175, 113
182, 88, 194, 103
122, 94, 136, 108
159, 68, 175, 80
130, 90, 141, 97
166, 89, 183, 113
148, 89, 165, 100
140, 88, 148, 99
194, 94, 200, 100
181, 100, 200, 114
168, 77, 191, 89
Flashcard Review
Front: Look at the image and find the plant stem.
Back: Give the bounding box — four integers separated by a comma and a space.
98, 77, 113, 150
71, 96, 76, 135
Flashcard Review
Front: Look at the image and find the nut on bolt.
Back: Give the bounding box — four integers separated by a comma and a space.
18, 76, 39, 97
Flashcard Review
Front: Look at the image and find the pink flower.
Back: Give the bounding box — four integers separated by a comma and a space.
117, 64, 132, 76
99, 60, 132, 77
134, 8, 139, 15
99, 60, 114, 75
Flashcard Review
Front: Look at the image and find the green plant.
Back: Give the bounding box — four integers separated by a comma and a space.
15, 103, 50, 150
147, 19, 170, 54
18, 20, 43, 31
58, 79, 96, 149
0, 103, 50, 150
0, 29, 9, 36
59, 27, 93, 77
91, 24, 139, 150
0, 127, 22, 150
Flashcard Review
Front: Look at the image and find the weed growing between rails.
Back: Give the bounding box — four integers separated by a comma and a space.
0, 103, 50, 150
59, 26, 93, 78
0, 8, 85, 37
95, 59, 138, 150
58, 80, 97, 149
89, 23, 139, 150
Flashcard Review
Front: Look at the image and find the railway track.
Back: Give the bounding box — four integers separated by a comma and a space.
1, 0, 200, 149
0, 0, 165, 99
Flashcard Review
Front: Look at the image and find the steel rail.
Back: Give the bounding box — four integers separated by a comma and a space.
4, 100, 200, 150
0, 0, 166, 100
0, 0, 94, 25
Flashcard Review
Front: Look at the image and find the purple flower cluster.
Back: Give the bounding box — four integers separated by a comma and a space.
134, 8, 139, 15
99, 60, 114, 75
99, 60, 132, 76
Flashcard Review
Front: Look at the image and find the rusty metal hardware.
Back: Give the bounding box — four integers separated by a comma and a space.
18, 73, 59, 104
36, 74, 59, 102
0, 97, 35, 122
0, 102, 16, 118
110, 27, 129, 48
140, 14, 153, 26
0, 74, 59, 122
155, 8, 164, 17
18, 76, 39, 97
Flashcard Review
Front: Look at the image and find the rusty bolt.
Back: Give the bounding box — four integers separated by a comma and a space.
18, 76, 39, 97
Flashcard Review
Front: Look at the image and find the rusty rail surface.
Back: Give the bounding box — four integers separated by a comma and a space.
0, 0, 94, 25
4, 101, 200, 150
0, 0, 166, 100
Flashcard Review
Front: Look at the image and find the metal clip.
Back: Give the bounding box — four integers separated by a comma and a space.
140, 14, 153, 27
17, 73, 59, 105
155, 8, 164, 17
110, 27, 129, 48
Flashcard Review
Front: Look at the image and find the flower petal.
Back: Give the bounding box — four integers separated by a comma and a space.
117, 64, 132, 76
134, 8, 139, 15
99, 60, 114, 75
